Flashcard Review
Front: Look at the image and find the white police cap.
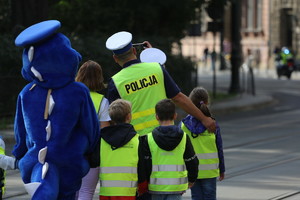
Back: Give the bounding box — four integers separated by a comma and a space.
106, 31, 133, 54
140, 48, 167, 65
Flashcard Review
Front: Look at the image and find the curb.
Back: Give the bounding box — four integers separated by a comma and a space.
211, 94, 276, 115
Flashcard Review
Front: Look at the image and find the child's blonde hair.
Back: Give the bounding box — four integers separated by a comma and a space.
109, 99, 132, 124
189, 87, 212, 117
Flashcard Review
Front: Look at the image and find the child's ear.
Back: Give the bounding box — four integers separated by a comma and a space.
155, 114, 159, 121
173, 113, 177, 120
126, 113, 132, 123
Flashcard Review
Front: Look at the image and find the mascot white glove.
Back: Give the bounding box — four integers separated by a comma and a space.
0, 154, 16, 170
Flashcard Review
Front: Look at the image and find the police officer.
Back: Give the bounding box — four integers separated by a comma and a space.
106, 31, 216, 136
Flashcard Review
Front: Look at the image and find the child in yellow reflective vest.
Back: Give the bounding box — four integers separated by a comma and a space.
0, 136, 18, 199
98, 99, 146, 200
141, 99, 199, 200
181, 87, 225, 200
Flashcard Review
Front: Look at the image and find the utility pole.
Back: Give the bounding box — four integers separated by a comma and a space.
205, 0, 227, 98
229, 0, 243, 93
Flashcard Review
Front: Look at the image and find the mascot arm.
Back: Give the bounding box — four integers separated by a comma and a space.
12, 95, 28, 159
80, 90, 100, 154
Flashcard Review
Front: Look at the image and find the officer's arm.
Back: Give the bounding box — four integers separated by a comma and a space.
171, 92, 216, 132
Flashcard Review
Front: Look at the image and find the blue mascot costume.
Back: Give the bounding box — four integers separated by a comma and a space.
13, 20, 100, 199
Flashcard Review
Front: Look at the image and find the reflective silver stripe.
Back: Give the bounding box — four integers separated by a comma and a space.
100, 166, 137, 174
199, 163, 219, 170
100, 180, 137, 188
150, 177, 188, 185
196, 153, 218, 160
152, 165, 186, 172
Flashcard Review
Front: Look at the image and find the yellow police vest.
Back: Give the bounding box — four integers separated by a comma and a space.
181, 123, 220, 179
112, 62, 167, 136
90, 91, 104, 113
148, 132, 188, 193
99, 134, 139, 196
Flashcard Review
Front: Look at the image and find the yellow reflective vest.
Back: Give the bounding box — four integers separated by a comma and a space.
90, 91, 103, 113
99, 134, 139, 196
181, 123, 220, 179
112, 62, 167, 136
148, 132, 188, 193
0, 144, 5, 195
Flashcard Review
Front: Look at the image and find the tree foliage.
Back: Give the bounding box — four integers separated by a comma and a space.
0, 0, 204, 117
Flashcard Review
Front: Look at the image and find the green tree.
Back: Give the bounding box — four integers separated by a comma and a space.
50, 0, 204, 92
0, 0, 205, 117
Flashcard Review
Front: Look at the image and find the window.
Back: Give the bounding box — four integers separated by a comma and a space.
242, 0, 263, 32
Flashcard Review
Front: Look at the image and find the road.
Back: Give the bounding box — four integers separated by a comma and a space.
198, 69, 300, 200
3, 69, 300, 200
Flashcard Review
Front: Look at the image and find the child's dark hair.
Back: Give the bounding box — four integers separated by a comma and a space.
189, 87, 212, 117
155, 99, 175, 121
109, 99, 132, 124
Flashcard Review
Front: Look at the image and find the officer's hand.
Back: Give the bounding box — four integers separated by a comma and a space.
203, 117, 216, 133
142, 41, 152, 48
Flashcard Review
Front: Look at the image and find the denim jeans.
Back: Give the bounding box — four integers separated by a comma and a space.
190, 178, 217, 200
151, 194, 182, 200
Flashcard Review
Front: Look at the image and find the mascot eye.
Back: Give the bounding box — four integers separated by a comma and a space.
28, 46, 34, 62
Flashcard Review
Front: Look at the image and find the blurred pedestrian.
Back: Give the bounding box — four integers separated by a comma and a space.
75, 60, 111, 200
181, 87, 225, 200
203, 47, 209, 67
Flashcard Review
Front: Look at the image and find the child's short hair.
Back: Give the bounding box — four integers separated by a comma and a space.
75, 60, 105, 92
189, 87, 211, 117
109, 99, 132, 123
155, 99, 175, 121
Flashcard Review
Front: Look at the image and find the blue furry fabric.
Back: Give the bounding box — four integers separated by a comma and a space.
13, 32, 100, 199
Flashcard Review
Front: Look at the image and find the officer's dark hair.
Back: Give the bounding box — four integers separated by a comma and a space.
114, 48, 134, 61
189, 87, 211, 117
109, 99, 132, 124
155, 99, 176, 121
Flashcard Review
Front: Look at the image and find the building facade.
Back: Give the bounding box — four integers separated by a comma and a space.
270, 0, 300, 58
180, 0, 274, 70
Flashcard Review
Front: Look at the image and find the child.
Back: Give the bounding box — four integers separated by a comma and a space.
181, 87, 225, 200
0, 136, 17, 199
75, 60, 111, 200
142, 99, 198, 200
99, 99, 144, 200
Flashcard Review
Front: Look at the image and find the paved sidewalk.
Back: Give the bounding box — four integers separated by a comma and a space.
0, 69, 280, 199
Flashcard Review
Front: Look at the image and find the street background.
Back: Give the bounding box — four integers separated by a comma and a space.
1, 66, 300, 200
